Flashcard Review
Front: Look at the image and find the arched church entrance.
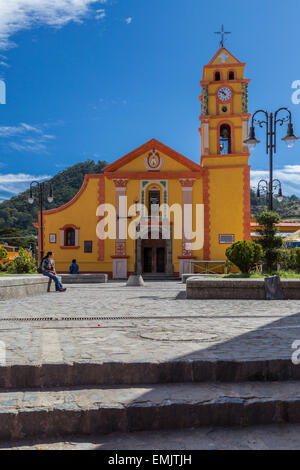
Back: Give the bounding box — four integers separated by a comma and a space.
135, 226, 174, 275
142, 233, 166, 273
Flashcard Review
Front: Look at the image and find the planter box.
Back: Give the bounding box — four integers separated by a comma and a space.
186, 277, 300, 300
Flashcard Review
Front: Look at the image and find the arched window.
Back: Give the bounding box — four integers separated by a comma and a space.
65, 228, 75, 246
219, 124, 232, 154
215, 71, 221, 81
148, 188, 161, 216
228, 71, 235, 80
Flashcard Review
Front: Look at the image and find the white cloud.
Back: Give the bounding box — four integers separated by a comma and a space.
0, 172, 51, 196
251, 166, 300, 197
95, 9, 105, 20
125, 17, 132, 25
0, 122, 55, 153
0, 0, 106, 49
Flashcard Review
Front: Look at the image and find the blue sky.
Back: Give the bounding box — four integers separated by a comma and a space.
0, 0, 300, 200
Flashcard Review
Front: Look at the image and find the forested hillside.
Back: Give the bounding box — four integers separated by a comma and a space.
250, 189, 300, 220
0, 160, 107, 236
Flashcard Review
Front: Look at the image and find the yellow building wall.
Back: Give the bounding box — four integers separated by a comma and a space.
43, 176, 100, 273
208, 167, 245, 260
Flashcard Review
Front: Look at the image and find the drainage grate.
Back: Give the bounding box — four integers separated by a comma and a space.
0, 315, 192, 322
0, 316, 137, 322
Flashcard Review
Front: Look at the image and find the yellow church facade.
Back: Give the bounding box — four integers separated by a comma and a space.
39, 47, 252, 278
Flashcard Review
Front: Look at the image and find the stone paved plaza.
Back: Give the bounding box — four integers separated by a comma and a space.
0, 280, 300, 365
2, 280, 300, 449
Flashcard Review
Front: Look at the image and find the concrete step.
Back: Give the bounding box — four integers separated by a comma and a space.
3, 423, 300, 450
141, 274, 179, 281
1, 359, 300, 389
1, 381, 300, 441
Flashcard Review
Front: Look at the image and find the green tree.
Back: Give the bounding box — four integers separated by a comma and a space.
0, 227, 36, 249
251, 188, 300, 220
7, 248, 37, 274
294, 248, 300, 272
256, 211, 283, 272
225, 240, 263, 274
0, 246, 8, 262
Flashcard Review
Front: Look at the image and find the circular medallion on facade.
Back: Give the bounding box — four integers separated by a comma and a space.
145, 149, 161, 170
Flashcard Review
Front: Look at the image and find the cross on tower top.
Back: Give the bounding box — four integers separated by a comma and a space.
214, 24, 231, 47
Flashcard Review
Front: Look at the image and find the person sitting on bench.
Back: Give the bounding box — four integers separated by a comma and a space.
41, 252, 66, 292
69, 259, 79, 275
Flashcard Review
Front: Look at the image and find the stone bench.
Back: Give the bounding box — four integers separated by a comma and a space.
0, 275, 62, 301
186, 277, 300, 300
60, 274, 108, 284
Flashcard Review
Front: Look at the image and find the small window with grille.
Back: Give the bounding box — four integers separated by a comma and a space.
219, 234, 234, 244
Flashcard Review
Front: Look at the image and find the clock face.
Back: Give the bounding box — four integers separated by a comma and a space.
218, 87, 232, 102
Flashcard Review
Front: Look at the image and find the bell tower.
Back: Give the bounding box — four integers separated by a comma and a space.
199, 46, 251, 161
199, 46, 252, 260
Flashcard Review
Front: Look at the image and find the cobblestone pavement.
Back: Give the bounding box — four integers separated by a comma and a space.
0, 281, 300, 365
3, 424, 300, 450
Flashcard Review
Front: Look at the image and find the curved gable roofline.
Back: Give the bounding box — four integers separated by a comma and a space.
43, 174, 103, 216
103, 138, 201, 172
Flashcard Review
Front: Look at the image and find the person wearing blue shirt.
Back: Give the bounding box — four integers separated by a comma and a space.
69, 259, 79, 274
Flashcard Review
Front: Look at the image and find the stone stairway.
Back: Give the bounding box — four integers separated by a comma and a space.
1, 359, 300, 441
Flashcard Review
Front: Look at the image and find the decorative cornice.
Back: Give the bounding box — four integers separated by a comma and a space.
199, 113, 251, 121
179, 178, 196, 188
200, 78, 251, 86
105, 171, 203, 180
113, 178, 129, 188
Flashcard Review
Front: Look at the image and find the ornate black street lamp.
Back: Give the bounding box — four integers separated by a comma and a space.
244, 108, 298, 211
256, 178, 283, 203
28, 181, 54, 260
